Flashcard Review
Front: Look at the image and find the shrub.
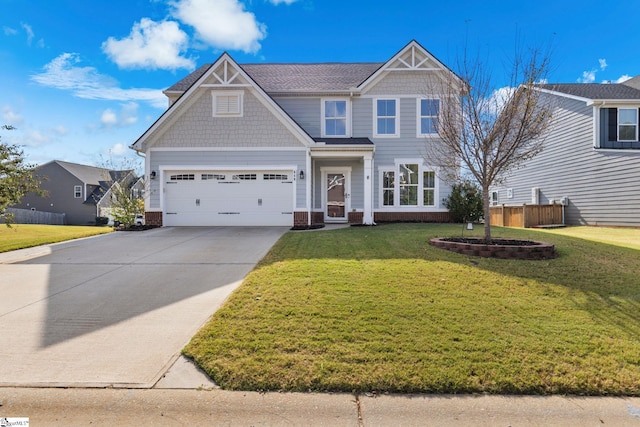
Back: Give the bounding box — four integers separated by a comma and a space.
443, 180, 483, 223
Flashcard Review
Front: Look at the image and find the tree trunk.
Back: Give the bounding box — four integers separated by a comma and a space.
483, 185, 492, 242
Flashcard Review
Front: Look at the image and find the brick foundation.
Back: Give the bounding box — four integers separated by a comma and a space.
293, 211, 308, 228
374, 211, 453, 223
311, 211, 325, 226
348, 211, 363, 224
145, 211, 163, 227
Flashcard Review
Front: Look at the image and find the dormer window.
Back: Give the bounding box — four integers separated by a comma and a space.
212, 91, 243, 117
322, 99, 349, 137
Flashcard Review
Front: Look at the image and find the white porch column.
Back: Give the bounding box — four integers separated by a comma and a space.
363, 153, 374, 225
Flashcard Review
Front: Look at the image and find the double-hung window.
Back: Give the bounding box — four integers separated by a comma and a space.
618, 108, 638, 141
322, 99, 348, 136
380, 163, 437, 207
375, 99, 399, 137
418, 99, 440, 136
74, 185, 82, 198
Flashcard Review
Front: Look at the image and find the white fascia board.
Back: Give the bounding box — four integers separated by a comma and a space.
533, 87, 592, 104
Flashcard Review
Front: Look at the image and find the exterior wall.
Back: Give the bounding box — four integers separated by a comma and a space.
147, 149, 307, 210
363, 71, 441, 96
273, 97, 321, 137
494, 94, 640, 227
152, 89, 306, 149
15, 163, 97, 225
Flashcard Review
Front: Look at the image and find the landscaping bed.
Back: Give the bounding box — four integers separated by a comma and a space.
429, 237, 556, 259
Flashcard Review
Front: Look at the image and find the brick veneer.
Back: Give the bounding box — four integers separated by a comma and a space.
293, 211, 308, 229
311, 212, 324, 226
374, 211, 453, 223
145, 211, 163, 227
348, 212, 363, 224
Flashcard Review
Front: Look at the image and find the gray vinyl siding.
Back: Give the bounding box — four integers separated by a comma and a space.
273, 97, 320, 137
15, 163, 97, 225
148, 150, 307, 210
495, 94, 640, 226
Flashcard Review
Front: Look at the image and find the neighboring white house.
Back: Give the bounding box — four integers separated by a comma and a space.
131, 41, 463, 228
491, 78, 640, 227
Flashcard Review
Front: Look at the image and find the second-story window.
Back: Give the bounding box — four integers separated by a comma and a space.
375, 99, 399, 137
618, 108, 638, 141
323, 99, 348, 136
418, 99, 440, 136
74, 185, 82, 198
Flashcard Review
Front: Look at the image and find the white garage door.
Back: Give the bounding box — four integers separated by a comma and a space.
163, 170, 294, 226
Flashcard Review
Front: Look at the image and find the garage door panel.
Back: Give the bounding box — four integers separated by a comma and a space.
163, 170, 294, 226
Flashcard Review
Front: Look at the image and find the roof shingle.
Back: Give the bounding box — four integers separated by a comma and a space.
537, 83, 640, 100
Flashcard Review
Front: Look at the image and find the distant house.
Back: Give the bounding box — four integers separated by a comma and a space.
131, 40, 464, 227
14, 160, 143, 225
490, 77, 640, 227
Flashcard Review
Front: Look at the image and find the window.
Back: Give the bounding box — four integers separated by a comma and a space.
618, 108, 638, 141
380, 163, 438, 208
375, 99, 399, 137
323, 99, 348, 136
418, 99, 439, 135
423, 171, 435, 206
212, 91, 243, 117
169, 174, 195, 181
491, 191, 499, 206
232, 174, 256, 180
263, 174, 289, 180
399, 164, 419, 205
74, 185, 82, 198
382, 171, 395, 206
202, 174, 226, 180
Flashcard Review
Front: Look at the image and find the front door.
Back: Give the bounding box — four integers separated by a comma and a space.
323, 168, 350, 222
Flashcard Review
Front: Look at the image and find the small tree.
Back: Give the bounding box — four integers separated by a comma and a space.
428, 45, 554, 242
0, 125, 41, 223
97, 156, 144, 228
443, 180, 483, 224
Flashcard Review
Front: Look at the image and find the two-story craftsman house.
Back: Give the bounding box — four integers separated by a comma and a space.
132, 41, 462, 227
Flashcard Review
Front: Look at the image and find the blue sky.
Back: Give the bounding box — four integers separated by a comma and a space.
1, 0, 638, 168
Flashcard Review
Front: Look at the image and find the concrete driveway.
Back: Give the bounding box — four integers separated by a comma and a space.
0, 226, 287, 388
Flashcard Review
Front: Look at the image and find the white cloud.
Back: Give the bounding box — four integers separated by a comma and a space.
2, 105, 24, 126
3, 26, 17, 36
102, 18, 194, 71
21, 22, 34, 45
616, 74, 632, 83
16, 129, 54, 147
31, 53, 166, 108
52, 125, 69, 136
268, 0, 298, 4
599, 58, 607, 71
578, 69, 596, 83
110, 143, 129, 156
486, 86, 516, 115
100, 102, 139, 128
171, 0, 266, 53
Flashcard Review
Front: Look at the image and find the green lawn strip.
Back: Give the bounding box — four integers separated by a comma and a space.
0, 224, 112, 253
183, 224, 640, 395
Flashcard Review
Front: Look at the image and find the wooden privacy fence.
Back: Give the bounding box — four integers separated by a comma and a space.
3, 208, 66, 225
489, 204, 564, 228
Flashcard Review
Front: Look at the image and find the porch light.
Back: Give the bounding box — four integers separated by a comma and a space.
150, 171, 156, 179
299, 170, 305, 180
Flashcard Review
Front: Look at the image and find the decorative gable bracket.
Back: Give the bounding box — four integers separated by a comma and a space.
201, 58, 251, 88
387, 44, 441, 72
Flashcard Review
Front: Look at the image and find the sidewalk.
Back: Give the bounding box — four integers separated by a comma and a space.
2, 387, 640, 426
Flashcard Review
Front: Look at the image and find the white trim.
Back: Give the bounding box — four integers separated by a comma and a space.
617, 107, 638, 142
74, 185, 82, 199
376, 160, 440, 209
321, 98, 351, 137
534, 87, 592, 104
149, 146, 307, 152
373, 98, 400, 138
593, 105, 600, 148
321, 167, 351, 223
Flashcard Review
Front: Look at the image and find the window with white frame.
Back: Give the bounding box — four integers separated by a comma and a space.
212, 91, 243, 117
323, 99, 348, 136
491, 191, 499, 206
423, 171, 435, 206
375, 99, 399, 137
418, 99, 439, 136
74, 185, 82, 198
618, 108, 638, 141
380, 163, 437, 207
382, 171, 395, 206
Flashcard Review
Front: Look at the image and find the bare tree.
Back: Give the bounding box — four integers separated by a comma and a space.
428, 46, 554, 241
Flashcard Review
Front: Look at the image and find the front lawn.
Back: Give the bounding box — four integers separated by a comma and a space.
0, 224, 112, 253
183, 224, 640, 395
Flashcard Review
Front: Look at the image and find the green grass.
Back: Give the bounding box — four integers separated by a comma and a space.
0, 224, 112, 253
183, 224, 640, 395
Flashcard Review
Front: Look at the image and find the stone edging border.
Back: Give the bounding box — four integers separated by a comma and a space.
429, 237, 556, 260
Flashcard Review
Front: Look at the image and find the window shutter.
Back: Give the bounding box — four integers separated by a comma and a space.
608, 108, 617, 141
